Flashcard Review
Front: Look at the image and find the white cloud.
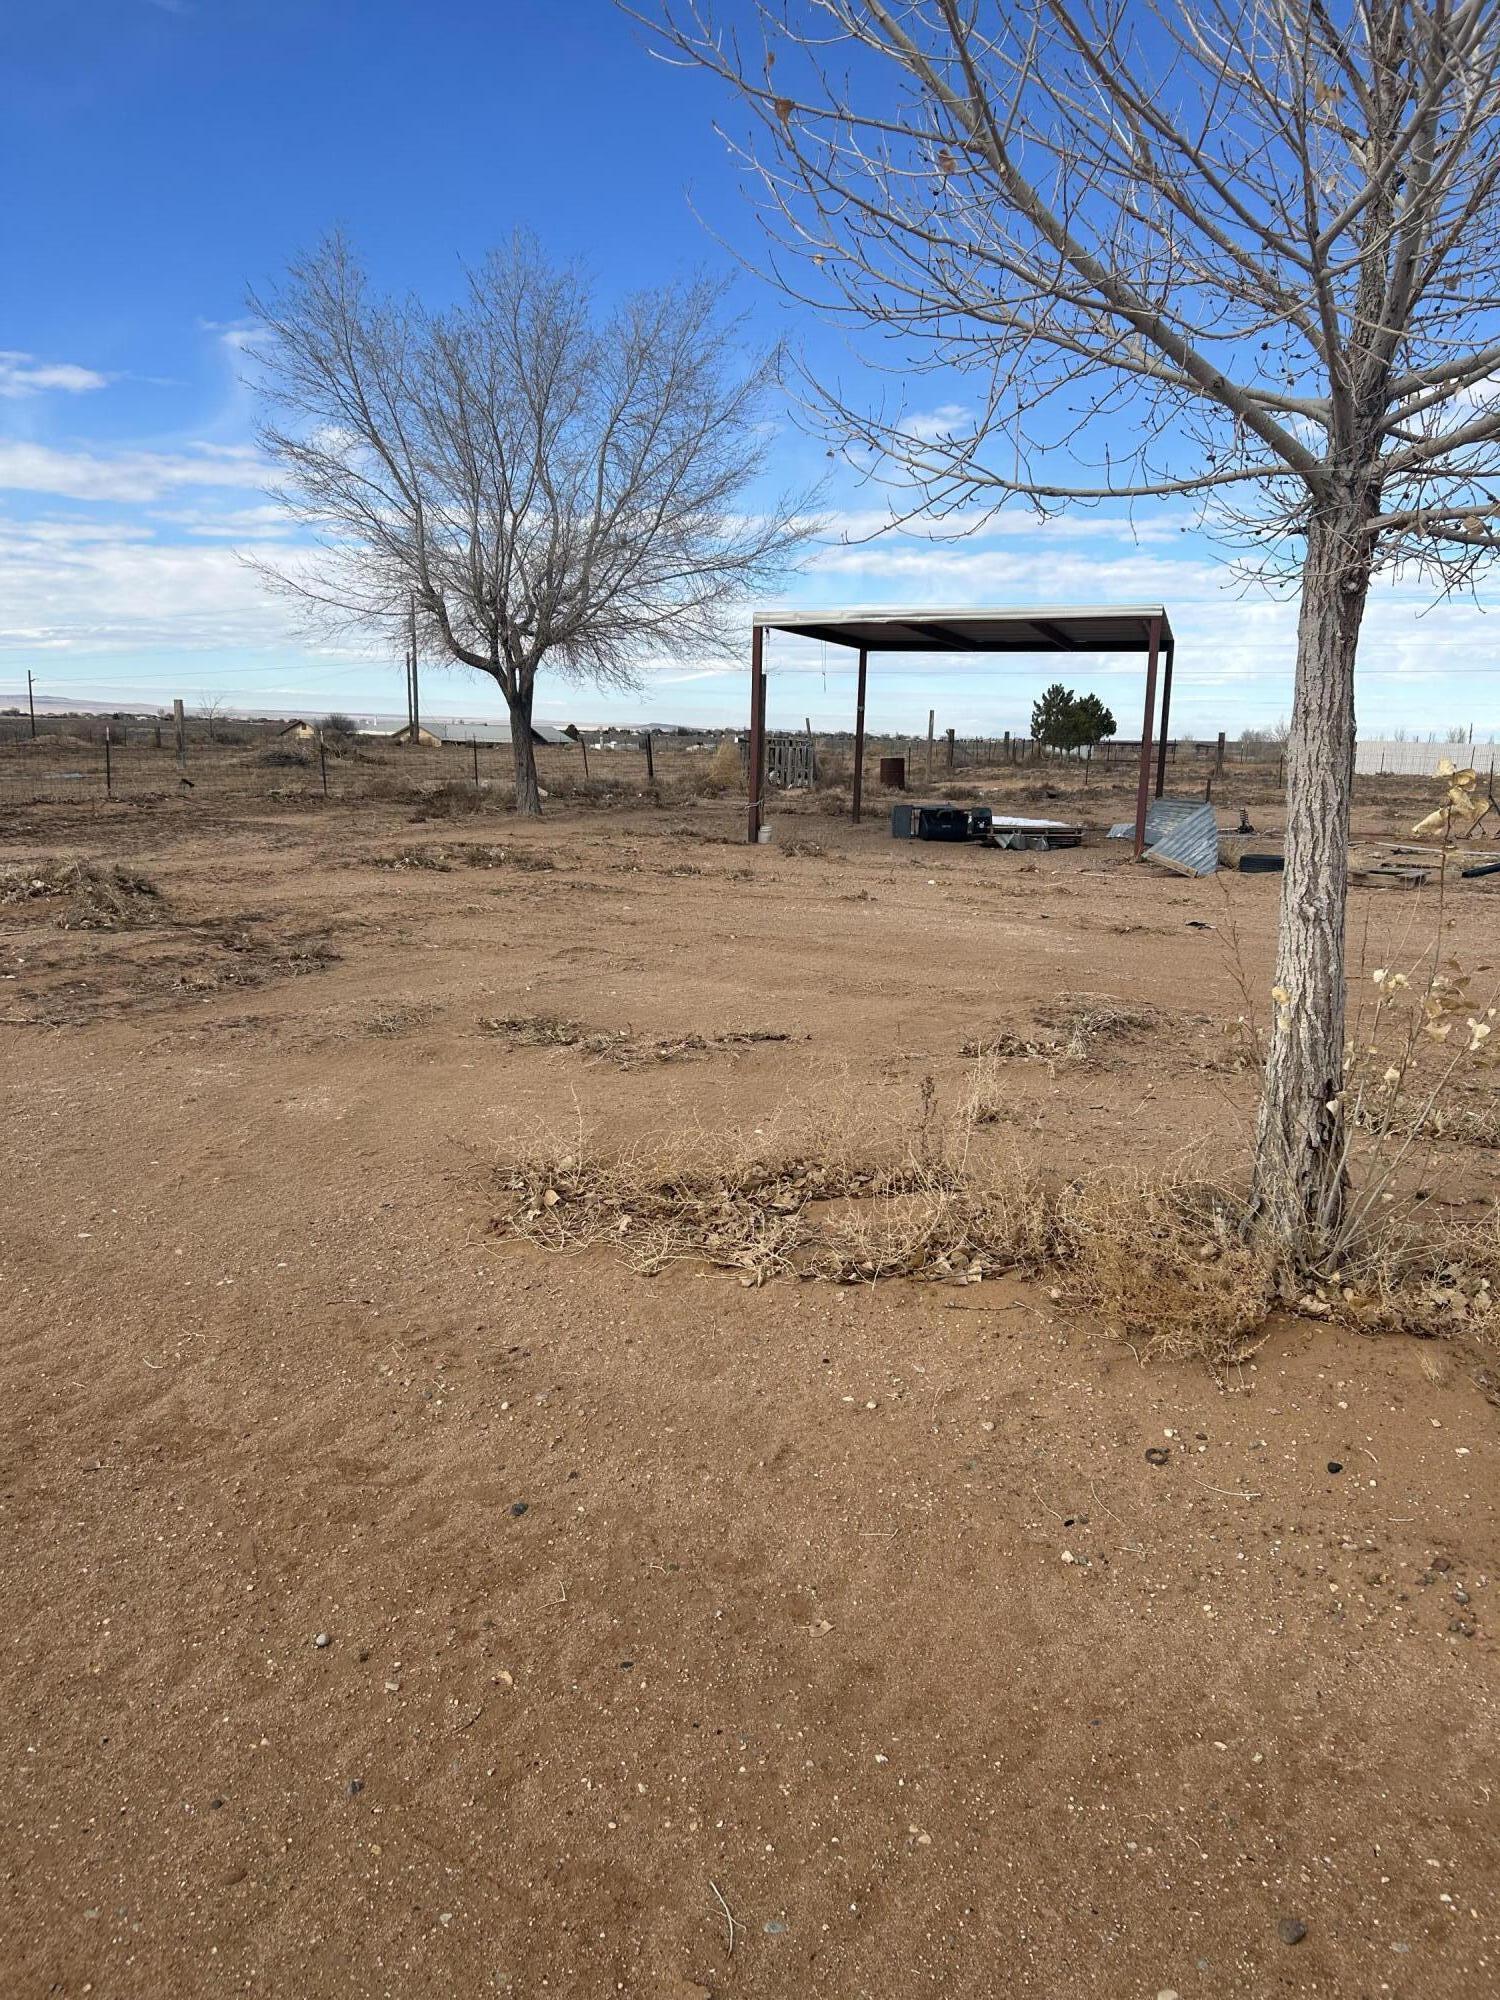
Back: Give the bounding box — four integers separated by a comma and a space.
151, 501, 295, 541
0, 516, 330, 656
0, 439, 266, 502
0, 351, 110, 398
900, 403, 972, 443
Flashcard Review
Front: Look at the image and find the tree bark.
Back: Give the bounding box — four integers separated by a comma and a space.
1250, 493, 1372, 1263
509, 679, 542, 817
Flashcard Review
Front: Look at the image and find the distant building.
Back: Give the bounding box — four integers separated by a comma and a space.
276, 719, 316, 740
406, 718, 573, 747
387, 721, 443, 747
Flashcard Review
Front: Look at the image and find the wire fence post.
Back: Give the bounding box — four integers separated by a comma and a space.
472, 736, 480, 790
318, 730, 329, 798
104, 727, 113, 800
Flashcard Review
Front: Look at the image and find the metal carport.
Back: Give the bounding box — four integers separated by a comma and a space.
746, 603, 1176, 856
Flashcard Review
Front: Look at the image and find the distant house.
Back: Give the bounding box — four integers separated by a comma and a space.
387, 720, 443, 747
276, 719, 316, 740
417, 718, 572, 748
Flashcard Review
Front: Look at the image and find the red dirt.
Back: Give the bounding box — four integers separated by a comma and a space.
3, 786, 1498, 1998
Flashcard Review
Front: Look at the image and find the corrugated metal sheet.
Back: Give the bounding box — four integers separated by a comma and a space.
1107, 797, 1205, 842
1145, 801, 1219, 875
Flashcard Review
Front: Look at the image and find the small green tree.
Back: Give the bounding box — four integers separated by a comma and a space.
1030, 683, 1077, 751
1072, 693, 1116, 749
1031, 684, 1115, 753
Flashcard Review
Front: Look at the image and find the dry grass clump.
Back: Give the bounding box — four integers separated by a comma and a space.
365, 1000, 440, 1037
1035, 994, 1158, 1058
372, 846, 454, 871
962, 994, 1158, 1067
483, 1012, 599, 1049
0, 858, 164, 929
1290, 1205, 1499, 1349
491, 1090, 1275, 1367
705, 737, 743, 792
454, 844, 555, 871
369, 841, 555, 873
409, 781, 492, 821
480, 1014, 789, 1068
1053, 1176, 1275, 1363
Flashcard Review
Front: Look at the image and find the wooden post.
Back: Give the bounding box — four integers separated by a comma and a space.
851, 647, 868, 825
173, 698, 186, 767
104, 727, 113, 799
580, 736, 590, 781
805, 715, 815, 785
153, 718, 162, 751
27, 669, 37, 739
926, 708, 935, 783
1214, 729, 1226, 779
472, 737, 481, 789
319, 730, 329, 798
1132, 615, 1163, 858
946, 726, 955, 772
1003, 729, 1012, 764
642, 730, 655, 783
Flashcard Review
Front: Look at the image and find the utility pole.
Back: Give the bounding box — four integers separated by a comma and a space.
408, 593, 420, 740
27, 669, 37, 739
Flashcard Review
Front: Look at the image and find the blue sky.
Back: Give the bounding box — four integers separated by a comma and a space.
1, 0, 1496, 741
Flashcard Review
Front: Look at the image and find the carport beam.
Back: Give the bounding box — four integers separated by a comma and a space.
1154, 641, 1175, 799
1133, 614, 1162, 857
747, 624, 767, 843
851, 648, 868, 825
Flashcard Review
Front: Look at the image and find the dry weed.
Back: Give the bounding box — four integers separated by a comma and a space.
365, 1001, 440, 1036
369, 843, 554, 874
962, 994, 1156, 1067
0, 858, 164, 929
480, 1014, 789, 1068
491, 1089, 1274, 1366
705, 738, 743, 792
371, 847, 454, 872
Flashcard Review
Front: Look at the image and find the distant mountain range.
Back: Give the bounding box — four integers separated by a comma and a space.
3, 693, 718, 736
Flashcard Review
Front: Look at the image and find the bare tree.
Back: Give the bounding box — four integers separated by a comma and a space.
197, 690, 229, 743
648, 0, 1500, 1263
250, 233, 810, 814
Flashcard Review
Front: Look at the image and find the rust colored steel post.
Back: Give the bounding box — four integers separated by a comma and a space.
1154, 642, 1175, 799
851, 648, 868, 824
1133, 615, 1162, 858
747, 623, 766, 843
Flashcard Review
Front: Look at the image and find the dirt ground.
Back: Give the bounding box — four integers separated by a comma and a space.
3, 770, 1499, 2000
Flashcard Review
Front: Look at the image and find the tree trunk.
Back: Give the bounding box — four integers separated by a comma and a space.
509, 681, 542, 817
1250, 495, 1372, 1265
